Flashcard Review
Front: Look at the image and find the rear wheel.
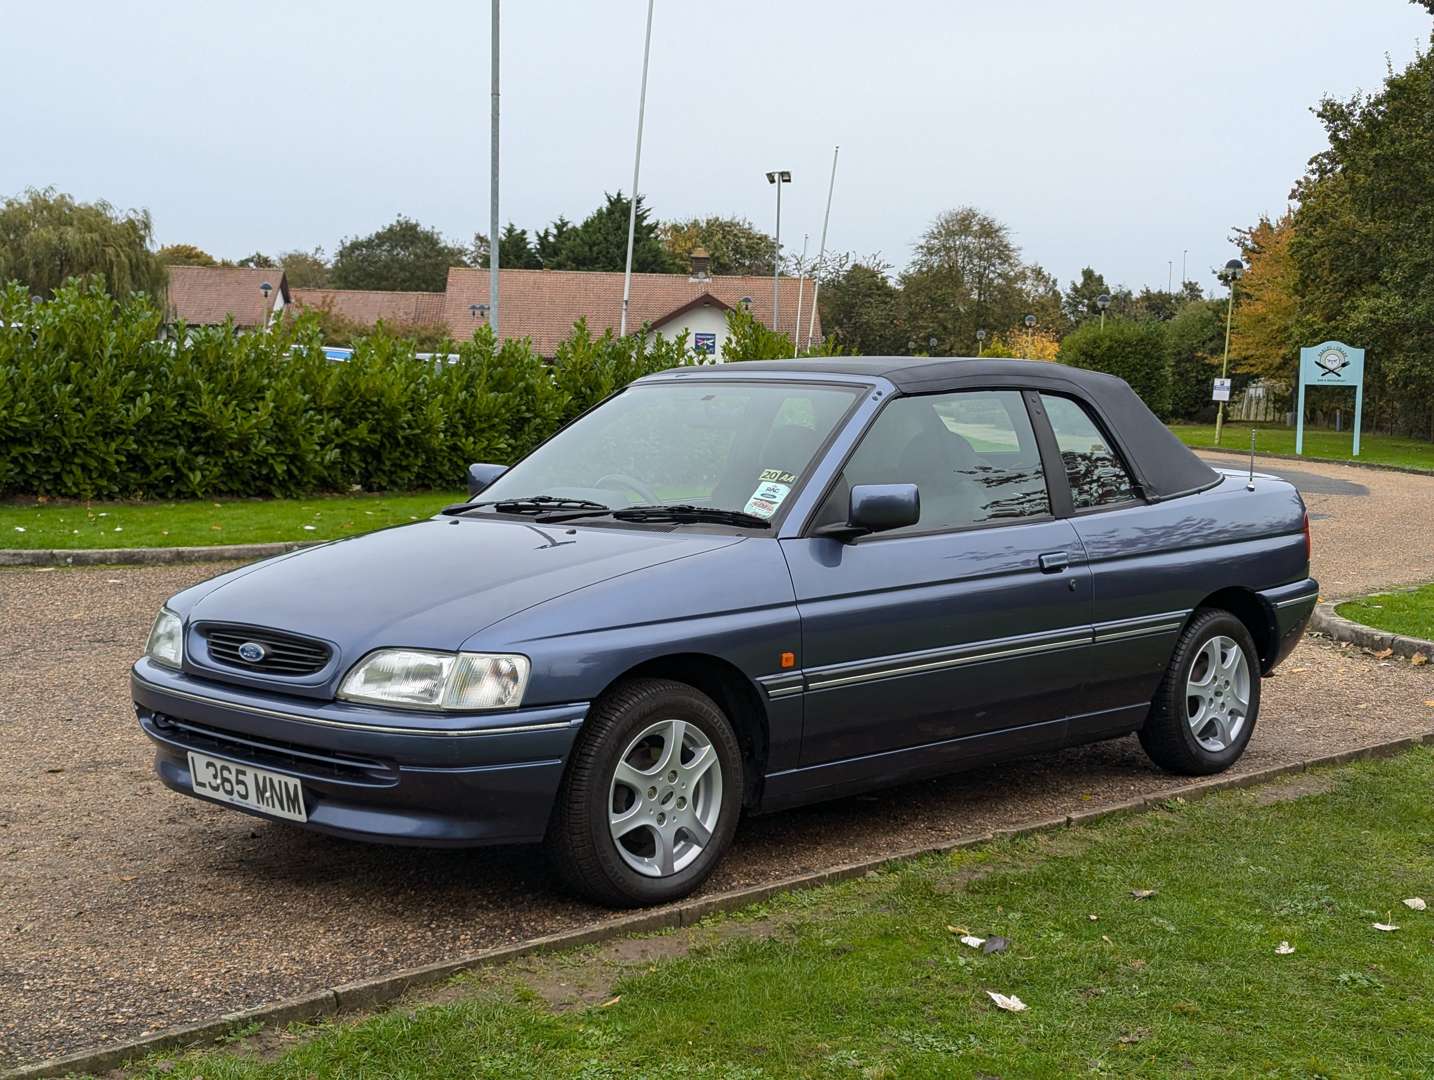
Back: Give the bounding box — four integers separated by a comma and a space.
1139, 608, 1260, 775
547, 678, 743, 907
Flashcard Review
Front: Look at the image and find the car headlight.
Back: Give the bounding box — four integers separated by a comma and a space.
337, 650, 530, 711
146, 607, 184, 668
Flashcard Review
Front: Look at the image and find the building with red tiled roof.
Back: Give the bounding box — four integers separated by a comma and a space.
290, 288, 446, 326
166, 266, 290, 329
441, 263, 821, 358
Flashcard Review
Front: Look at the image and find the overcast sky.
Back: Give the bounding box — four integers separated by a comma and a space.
4, 2, 1429, 294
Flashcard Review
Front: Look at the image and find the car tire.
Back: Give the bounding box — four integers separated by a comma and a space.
1139, 608, 1261, 776
547, 677, 744, 908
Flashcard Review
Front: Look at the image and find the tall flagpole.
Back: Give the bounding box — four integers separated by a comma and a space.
619, 0, 655, 336
489, 0, 500, 336
805, 145, 839, 350
791, 233, 808, 357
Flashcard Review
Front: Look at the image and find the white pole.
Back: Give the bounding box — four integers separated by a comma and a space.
805, 145, 839, 350
771, 179, 782, 331
619, 0, 655, 337
489, 0, 500, 336
791, 233, 808, 357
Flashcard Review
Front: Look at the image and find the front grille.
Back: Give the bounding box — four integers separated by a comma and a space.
201, 624, 333, 677
145, 711, 397, 786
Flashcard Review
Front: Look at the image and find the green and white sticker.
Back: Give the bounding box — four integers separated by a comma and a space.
744, 472, 794, 519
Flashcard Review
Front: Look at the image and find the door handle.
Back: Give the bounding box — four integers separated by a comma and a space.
1038, 551, 1070, 573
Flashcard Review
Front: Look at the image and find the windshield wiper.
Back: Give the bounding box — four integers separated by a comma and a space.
535, 504, 771, 529
440, 495, 611, 517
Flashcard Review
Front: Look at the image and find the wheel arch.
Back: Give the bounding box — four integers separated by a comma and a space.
1189, 587, 1278, 673
594, 653, 770, 809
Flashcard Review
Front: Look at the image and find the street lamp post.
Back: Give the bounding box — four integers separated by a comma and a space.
260, 281, 273, 329
766, 170, 791, 332
1095, 292, 1110, 330
1023, 314, 1036, 359
1181, 249, 1188, 288
975, 328, 987, 357
1213, 258, 1245, 446
489, 0, 500, 336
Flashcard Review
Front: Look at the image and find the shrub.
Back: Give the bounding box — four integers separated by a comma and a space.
0, 282, 710, 500
1057, 319, 1171, 416
1164, 300, 1227, 421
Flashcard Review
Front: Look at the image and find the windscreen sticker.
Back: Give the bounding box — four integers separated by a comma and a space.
744, 470, 796, 519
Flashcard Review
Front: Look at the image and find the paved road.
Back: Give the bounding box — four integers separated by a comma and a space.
2, 455, 1433, 1067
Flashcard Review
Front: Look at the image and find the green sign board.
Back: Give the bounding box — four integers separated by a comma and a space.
1296, 340, 1365, 456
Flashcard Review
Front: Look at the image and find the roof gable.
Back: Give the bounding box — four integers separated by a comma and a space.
166, 266, 290, 328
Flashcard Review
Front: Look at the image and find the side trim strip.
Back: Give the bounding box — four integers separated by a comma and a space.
134, 677, 581, 738
806, 633, 1091, 693
1276, 595, 1316, 609
1093, 622, 1183, 643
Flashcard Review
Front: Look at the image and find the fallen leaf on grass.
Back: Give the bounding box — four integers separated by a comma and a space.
1275, 941, 1295, 955
1130, 889, 1158, 900
1412, 653, 1429, 667
12, 526, 24, 532
600, 996, 621, 1008
1117, 1028, 1150, 1045
986, 991, 1027, 1012
1374, 647, 1394, 659
1403, 898, 1427, 911
1372, 922, 1399, 932
1088, 914, 1100, 921
302, 525, 317, 532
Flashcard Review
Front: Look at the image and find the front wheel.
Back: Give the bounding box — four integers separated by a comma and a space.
1139, 608, 1260, 775
547, 678, 743, 907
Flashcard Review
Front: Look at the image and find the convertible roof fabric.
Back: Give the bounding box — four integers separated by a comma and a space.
654, 357, 1221, 503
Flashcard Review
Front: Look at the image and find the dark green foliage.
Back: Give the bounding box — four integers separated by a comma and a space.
0, 187, 167, 300
819, 261, 907, 355
546, 193, 678, 274
330, 215, 470, 292
0, 282, 696, 500
720, 306, 845, 361
1057, 319, 1171, 416
1164, 299, 1229, 420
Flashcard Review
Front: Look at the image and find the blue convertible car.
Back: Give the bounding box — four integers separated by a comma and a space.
134, 358, 1317, 906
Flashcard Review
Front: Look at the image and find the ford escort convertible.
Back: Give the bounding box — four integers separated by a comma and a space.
134, 358, 1317, 906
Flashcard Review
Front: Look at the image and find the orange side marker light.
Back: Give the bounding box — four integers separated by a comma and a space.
779, 651, 796, 669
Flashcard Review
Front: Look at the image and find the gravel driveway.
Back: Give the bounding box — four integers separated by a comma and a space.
3, 456, 1433, 1067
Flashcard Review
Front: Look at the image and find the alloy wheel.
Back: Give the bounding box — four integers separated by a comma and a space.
608, 718, 724, 877
1185, 634, 1250, 752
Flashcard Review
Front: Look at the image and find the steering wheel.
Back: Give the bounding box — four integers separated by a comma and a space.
595, 473, 659, 505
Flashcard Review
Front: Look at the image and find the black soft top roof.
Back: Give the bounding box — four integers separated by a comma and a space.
654, 357, 1220, 503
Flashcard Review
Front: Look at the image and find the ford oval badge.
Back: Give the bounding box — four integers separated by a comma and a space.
237, 641, 268, 663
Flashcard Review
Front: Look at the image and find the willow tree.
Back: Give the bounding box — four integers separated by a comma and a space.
0, 188, 167, 299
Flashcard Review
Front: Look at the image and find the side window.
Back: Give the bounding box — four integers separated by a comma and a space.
1039, 394, 1137, 509
826, 390, 1051, 534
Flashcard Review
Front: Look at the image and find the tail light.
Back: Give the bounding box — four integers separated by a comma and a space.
1302, 509, 1312, 562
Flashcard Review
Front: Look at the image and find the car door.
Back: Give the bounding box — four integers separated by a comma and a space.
1036, 392, 1192, 740
781, 388, 1093, 768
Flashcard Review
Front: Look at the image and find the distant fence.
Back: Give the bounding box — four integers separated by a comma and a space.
1228, 379, 1287, 424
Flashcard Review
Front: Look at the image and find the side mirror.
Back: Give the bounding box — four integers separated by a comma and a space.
813, 483, 920, 542
467, 462, 507, 497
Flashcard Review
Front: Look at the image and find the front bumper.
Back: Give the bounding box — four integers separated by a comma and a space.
132, 658, 587, 846
1258, 577, 1319, 672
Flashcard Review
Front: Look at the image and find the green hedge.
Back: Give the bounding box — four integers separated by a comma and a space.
0, 283, 694, 499
1057, 319, 1171, 417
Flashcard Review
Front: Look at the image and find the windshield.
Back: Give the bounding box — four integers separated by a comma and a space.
478, 380, 863, 523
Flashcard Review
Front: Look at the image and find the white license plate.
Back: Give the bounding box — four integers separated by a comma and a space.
187, 751, 308, 823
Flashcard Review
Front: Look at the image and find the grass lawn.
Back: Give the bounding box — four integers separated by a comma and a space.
1170, 421, 1434, 472
138, 749, 1434, 1079
1337, 583, 1434, 643
0, 491, 464, 549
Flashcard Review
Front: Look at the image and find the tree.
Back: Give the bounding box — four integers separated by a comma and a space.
157, 243, 216, 267
278, 247, 330, 288
0, 187, 166, 299
659, 216, 778, 276
1165, 299, 1228, 420
1289, 39, 1434, 435
818, 258, 907, 355
236, 252, 276, 268
536, 216, 573, 266
330, 215, 468, 292
1229, 211, 1298, 380
545, 193, 677, 273
899, 206, 1031, 354
472, 224, 544, 270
